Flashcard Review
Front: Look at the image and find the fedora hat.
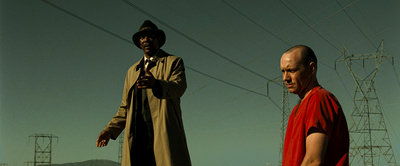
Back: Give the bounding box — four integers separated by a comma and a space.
132, 20, 166, 49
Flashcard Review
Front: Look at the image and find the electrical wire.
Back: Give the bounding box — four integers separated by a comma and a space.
13, 140, 31, 166
241, 0, 360, 71
323, 21, 400, 62
41, 0, 400, 158
122, 0, 276, 83
121, 0, 286, 124
184, 80, 280, 120
186, 66, 267, 97
40, 0, 286, 134
283, 1, 343, 47
279, 0, 342, 53
186, 123, 280, 134
186, 102, 269, 131
336, 0, 377, 49
222, 0, 292, 47
41, 0, 131, 44
40, 0, 271, 98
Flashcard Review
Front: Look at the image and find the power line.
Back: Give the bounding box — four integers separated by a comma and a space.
15, 140, 30, 166
145, 0, 285, 93
238, 0, 359, 71
41, 0, 399, 133
209, 0, 344, 82
283, 1, 343, 48
41, 0, 131, 44
186, 123, 280, 134
41, 0, 376, 128
335, 0, 377, 49
352, 1, 378, 35
158, 0, 263, 55
219, 0, 360, 88
391, 63, 400, 87
40, 0, 287, 134
279, 0, 342, 53
323, 21, 400, 70
122, 0, 276, 82
186, 66, 267, 97
41, 0, 272, 98
184, 80, 281, 121
186, 102, 269, 131
222, 0, 292, 47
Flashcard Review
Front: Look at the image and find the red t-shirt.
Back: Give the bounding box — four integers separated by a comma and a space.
282, 86, 349, 166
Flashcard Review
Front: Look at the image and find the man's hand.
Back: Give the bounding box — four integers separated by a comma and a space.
96, 130, 111, 147
137, 67, 156, 89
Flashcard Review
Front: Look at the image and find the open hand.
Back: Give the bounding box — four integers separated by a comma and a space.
96, 130, 111, 147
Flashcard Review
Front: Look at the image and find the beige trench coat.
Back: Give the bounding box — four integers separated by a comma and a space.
103, 50, 191, 166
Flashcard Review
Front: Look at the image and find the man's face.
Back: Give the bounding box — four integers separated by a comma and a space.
280, 49, 312, 95
139, 33, 160, 56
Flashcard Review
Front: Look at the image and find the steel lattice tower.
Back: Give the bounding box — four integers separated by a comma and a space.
267, 77, 290, 166
118, 133, 124, 164
336, 41, 397, 166
24, 161, 34, 166
29, 134, 58, 166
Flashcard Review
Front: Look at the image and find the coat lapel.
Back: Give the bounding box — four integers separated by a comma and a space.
129, 57, 145, 92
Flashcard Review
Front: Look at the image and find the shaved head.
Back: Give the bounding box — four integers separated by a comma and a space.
285, 45, 317, 69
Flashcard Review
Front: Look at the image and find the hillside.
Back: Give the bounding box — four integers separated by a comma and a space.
51, 159, 119, 166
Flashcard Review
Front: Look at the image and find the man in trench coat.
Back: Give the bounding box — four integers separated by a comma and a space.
96, 20, 191, 166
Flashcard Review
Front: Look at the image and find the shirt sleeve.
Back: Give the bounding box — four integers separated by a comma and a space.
304, 92, 338, 139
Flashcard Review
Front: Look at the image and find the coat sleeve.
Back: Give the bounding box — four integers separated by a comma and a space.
152, 57, 187, 99
103, 71, 132, 140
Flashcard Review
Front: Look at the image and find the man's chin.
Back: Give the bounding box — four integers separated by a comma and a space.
288, 89, 298, 94
144, 49, 157, 55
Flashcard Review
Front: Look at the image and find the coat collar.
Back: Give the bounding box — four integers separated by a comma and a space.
134, 49, 167, 71
133, 49, 168, 71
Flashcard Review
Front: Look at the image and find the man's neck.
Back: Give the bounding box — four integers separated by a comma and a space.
144, 49, 160, 59
298, 81, 320, 102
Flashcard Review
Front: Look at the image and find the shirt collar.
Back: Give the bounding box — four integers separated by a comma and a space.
144, 49, 160, 62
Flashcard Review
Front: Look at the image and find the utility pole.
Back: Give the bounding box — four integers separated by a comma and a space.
267, 76, 290, 166
29, 134, 58, 166
335, 40, 397, 166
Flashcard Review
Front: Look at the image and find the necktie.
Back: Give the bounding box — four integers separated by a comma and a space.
145, 57, 156, 70
142, 60, 154, 148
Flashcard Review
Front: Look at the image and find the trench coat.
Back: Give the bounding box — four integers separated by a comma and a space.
103, 49, 191, 166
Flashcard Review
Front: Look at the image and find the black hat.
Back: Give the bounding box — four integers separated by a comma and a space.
132, 20, 166, 49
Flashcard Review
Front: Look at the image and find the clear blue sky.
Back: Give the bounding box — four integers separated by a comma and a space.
1, 0, 400, 166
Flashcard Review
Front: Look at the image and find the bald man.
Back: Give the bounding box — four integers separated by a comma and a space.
280, 45, 349, 166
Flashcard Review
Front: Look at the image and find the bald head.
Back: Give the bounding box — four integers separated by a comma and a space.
285, 45, 317, 69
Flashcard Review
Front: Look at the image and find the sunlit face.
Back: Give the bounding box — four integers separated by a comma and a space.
139, 33, 160, 57
280, 49, 312, 96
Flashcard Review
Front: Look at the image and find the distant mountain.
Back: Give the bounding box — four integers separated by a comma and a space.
51, 159, 119, 166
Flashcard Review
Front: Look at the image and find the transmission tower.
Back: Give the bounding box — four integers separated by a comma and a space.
24, 161, 34, 166
267, 76, 290, 166
29, 134, 58, 166
335, 40, 397, 166
118, 133, 124, 164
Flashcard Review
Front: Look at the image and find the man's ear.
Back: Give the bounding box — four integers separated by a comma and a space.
309, 62, 317, 74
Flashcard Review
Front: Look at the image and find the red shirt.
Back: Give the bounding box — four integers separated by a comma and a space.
282, 86, 349, 166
